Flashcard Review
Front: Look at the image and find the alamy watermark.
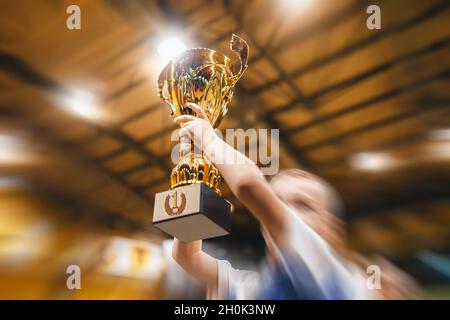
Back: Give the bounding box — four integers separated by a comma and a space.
66, 264, 81, 290
66, 5, 81, 30
171, 128, 280, 175
366, 264, 382, 290
366, 5, 381, 30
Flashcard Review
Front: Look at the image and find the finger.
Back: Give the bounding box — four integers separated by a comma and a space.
174, 115, 197, 124
180, 135, 192, 144
186, 102, 208, 120
180, 140, 192, 148
179, 126, 194, 139
180, 142, 192, 151
179, 127, 189, 138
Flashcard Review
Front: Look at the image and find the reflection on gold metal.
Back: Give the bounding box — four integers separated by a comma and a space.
157, 34, 249, 193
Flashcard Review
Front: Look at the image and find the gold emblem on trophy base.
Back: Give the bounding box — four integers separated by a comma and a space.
164, 190, 187, 216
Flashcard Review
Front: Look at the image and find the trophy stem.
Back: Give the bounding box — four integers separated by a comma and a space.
170, 135, 222, 195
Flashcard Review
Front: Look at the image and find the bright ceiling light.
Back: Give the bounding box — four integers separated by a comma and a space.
52, 88, 106, 122
284, 0, 313, 10
349, 152, 397, 171
426, 142, 450, 160
0, 176, 28, 189
0, 134, 33, 165
429, 129, 450, 141
157, 37, 187, 64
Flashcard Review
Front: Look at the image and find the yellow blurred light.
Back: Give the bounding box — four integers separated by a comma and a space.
96, 237, 166, 280
157, 37, 187, 64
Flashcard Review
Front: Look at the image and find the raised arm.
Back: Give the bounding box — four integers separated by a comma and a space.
174, 103, 373, 299
172, 239, 218, 288
175, 103, 289, 244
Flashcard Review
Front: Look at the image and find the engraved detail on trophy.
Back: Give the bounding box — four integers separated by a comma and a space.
164, 190, 187, 216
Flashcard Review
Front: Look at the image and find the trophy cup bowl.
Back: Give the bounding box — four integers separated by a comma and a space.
152, 34, 249, 242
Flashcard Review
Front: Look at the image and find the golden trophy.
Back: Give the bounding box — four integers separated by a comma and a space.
152, 34, 249, 242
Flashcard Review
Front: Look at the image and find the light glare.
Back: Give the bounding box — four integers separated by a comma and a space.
284, 0, 313, 9
52, 88, 105, 122
429, 129, 450, 141
349, 152, 397, 171
157, 37, 187, 64
0, 134, 32, 165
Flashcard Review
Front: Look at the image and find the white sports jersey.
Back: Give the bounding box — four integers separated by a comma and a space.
207, 205, 376, 300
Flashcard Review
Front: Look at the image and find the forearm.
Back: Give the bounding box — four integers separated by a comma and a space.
172, 238, 218, 285
172, 238, 202, 263
204, 135, 260, 196
204, 136, 288, 240
174, 103, 288, 245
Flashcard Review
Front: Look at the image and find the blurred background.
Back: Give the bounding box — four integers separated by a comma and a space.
0, 0, 449, 299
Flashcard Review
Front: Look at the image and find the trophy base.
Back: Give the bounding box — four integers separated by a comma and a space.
153, 183, 231, 242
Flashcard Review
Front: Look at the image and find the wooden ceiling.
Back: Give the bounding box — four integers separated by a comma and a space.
1, 0, 449, 269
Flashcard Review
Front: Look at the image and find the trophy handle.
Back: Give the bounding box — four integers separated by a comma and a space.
230, 34, 249, 83
157, 64, 176, 115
